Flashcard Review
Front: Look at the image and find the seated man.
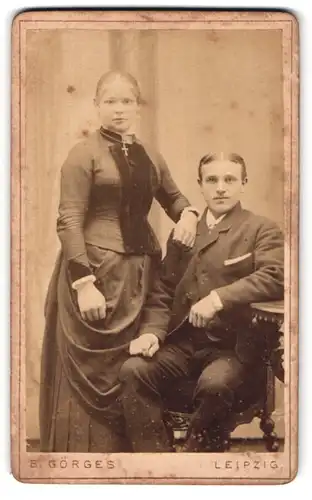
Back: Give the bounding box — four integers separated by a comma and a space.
119, 152, 284, 452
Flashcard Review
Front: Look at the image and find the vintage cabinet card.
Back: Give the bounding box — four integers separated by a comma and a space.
11, 9, 299, 484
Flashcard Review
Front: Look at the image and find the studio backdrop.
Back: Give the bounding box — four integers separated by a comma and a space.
25, 28, 284, 440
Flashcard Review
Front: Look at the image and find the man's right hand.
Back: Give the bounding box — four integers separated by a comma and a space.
77, 281, 107, 322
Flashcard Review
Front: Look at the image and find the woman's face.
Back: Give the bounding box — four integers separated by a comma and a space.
95, 76, 139, 134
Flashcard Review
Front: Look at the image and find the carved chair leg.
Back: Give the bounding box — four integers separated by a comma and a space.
259, 364, 279, 452
163, 411, 190, 451
259, 413, 279, 452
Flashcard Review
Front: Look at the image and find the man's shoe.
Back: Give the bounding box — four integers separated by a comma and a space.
181, 430, 208, 452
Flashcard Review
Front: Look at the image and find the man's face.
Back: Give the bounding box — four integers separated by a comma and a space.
199, 160, 245, 216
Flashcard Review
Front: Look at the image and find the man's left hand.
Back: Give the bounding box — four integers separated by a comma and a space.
189, 294, 220, 328
129, 334, 160, 357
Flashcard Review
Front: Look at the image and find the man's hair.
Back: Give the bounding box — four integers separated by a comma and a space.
198, 153, 248, 183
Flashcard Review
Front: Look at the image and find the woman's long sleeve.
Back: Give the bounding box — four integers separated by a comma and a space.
56, 143, 93, 283
154, 154, 192, 223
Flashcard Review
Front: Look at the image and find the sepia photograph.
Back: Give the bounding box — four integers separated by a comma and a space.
11, 9, 298, 484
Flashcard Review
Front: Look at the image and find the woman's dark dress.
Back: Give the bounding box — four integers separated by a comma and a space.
40, 128, 191, 452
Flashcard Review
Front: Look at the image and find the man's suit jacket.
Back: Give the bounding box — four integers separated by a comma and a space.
139, 203, 284, 364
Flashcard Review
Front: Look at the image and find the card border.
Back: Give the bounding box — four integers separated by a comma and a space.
10, 9, 299, 485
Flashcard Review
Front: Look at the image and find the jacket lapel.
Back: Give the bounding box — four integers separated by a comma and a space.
196, 203, 244, 253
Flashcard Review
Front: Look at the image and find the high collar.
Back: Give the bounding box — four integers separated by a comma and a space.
205, 210, 226, 228
99, 126, 136, 145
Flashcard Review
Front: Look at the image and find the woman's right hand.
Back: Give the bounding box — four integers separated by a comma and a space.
76, 281, 106, 322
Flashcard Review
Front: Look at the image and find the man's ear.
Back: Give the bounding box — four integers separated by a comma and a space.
240, 177, 248, 192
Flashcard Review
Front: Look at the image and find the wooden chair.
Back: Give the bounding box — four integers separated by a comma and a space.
163, 301, 284, 452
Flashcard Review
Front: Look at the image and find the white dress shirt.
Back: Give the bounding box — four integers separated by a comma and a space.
205, 210, 226, 230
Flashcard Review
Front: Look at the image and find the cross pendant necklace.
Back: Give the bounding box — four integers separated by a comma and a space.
121, 141, 128, 157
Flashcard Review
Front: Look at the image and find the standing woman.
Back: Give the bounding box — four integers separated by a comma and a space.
40, 70, 199, 452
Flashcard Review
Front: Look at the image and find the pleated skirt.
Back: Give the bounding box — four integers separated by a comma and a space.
40, 249, 158, 452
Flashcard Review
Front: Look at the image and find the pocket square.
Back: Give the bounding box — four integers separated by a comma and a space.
224, 252, 252, 266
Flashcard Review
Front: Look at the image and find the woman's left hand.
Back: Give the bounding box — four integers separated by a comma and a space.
173, 210, 198, 248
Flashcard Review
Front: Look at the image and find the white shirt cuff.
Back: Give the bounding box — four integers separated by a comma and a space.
210, 290, 224, 312
72, 275, 96, 290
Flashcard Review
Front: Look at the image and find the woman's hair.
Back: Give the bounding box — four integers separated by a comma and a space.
94, 70, 143, 105
198, 152, 248, 183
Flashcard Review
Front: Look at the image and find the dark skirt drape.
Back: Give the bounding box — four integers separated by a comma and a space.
40, 249, 158, 452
